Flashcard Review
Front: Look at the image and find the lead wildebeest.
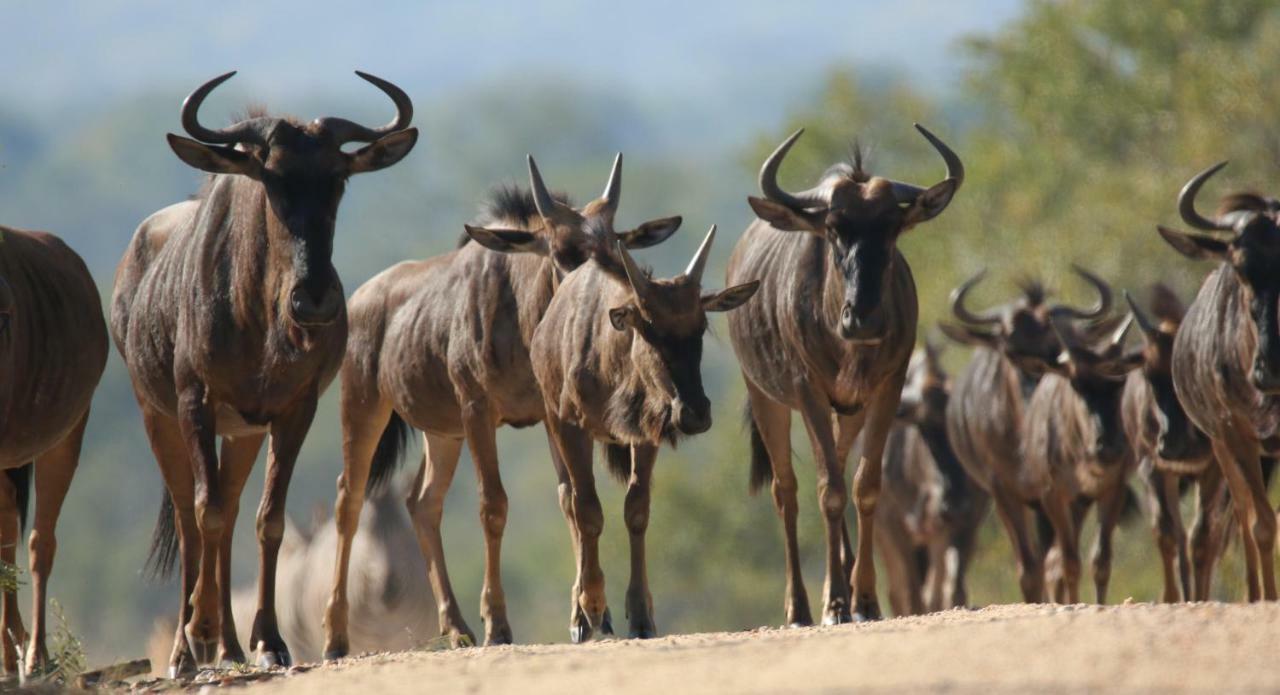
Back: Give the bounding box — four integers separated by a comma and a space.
528, 226, 757, 641
731, 125, 963, 624
867, 343, 989, 616
322, 157, 682, 655
1120, 285, 1230, 602
1022, 310, 1143, 604
1159, 162, 1280, 601
0, 228, 108, 676
111, 72, 417, 674
940, 269, 1110, 602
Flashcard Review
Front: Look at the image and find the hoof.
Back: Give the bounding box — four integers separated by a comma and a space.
322, 648, 348, 663
786, 621, 811, 629
822, 611, 853, 626
628, 624, 657, 639
484, 625, 514, 646
184, 634, 218, 668
569, 623, 592, 644
853, 602, 883, 622
600, 608, 614, 636
257, 648, 292, 669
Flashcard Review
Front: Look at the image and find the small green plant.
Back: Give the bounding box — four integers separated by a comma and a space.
36, 600, 86, 686
0, 559, 24, 594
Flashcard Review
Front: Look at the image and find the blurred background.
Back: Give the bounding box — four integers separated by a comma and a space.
4, 0, 1279, 663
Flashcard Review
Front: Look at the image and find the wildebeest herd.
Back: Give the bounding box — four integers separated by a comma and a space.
1, 72, 1278, 678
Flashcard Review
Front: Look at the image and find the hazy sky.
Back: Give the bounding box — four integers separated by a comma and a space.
9, 1, 1022, 126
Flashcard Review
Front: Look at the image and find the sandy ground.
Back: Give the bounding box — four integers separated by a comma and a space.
182, 602, 1280, 694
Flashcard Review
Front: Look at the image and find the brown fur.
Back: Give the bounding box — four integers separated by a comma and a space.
0, 226, 107, 676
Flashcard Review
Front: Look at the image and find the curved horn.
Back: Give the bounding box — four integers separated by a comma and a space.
527, 155, 558, 219
1110, 313, 1135, 348
602, 153, 622, 213
1123, 290, 1158, 337
615, 241, 649, 299
891, 123, 966, 204
318, 71, 414, 145
181, 71, 269, 146
759, 129, 827, 211
684, 225, 716, 284
949, 270, 1000, 326
1178, 161, 1234, 232
1050, 265, 1112, 320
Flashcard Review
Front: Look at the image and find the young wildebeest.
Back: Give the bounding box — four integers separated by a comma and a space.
528, 226, 757, 641
866, 343, 989, 616
322, 157, 682, 655
1120, 286, 1231, 602
111, 72, 417, 674
1160, 162, 1280, 601
1022, 312, 1143, 604
731, 125, 963, 624
939, 269, 1110, 602
0, 228, 108, 676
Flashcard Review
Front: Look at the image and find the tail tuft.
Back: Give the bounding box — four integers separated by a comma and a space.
4, 464, 31, 533
368, 412, 411, 493
603, 444, 632, 484
145, 489, 179, 581
746, 401, 774, 495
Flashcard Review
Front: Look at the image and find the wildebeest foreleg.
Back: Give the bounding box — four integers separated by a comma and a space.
1149, 468, 1188, 602
745, 381, 810, 626
323, 387, 393, 659
834, 413, 866, 581
25, 410, 87, 676
845, 380, 905, 622
214, 434, 265, 665
1189, 465, 1227, 600
0, 467, 26, 674
990, 486, 1044, 602
874, 516, 921, 616
405, 434, 474, 646
175, 380, 224, 666
545, 414, 608, 643
1039, 487, 1081, 603
461, 404, 512, 646
1091, 482, 1127, 604
1212, 435, 1264, 601
624, 444, 658, 638
797, 395, 852, 625
249, 397, 317, 668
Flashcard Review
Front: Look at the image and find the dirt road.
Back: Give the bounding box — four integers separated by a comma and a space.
237, 603, 1277, 693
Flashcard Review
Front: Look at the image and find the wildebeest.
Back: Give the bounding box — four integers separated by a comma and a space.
322, 156, 682, 655
527, 226, 757, 641
1160, 162, 1280, 601
111, 72, 417, 674
868, 343, 989, 616
1022, 310, 1143, 604
1120, 285, 1231, 602
0, 227, 108, 676
940, 269, 1110, 602
731, 125, 963, 624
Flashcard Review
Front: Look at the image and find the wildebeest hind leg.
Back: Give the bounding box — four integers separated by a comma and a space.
1091, 482, 1126, 604
624, 444, 658, 638
1189, 465, 1227, 600
544, 414, 607, 643
990, 487, 1043, 602
745, 380, 809, 627
214, 434, 265, 665
406, 434, 474, 646
0, 466, 26, 675
249, 396, 318, 668
461, 404, 513, 646
1150, 469, 1188, 602
174, 380, 224, 667
25, 409, 87, 676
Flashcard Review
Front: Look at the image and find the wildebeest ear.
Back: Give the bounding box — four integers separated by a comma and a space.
1095, 351, 1145, 380
609, 304, 637, 331
747, 197, 819, 233
902, 179, 960, 227
348, 128, 419, 174
937, 321, 999, 349
620, 216, 683, 249
703, 280, 761, 313
1156, 225, 1229, 261
167, 134, 261, 178
463, 225, 546, 254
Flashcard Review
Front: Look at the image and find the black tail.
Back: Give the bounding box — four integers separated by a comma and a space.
746, 401, 773, 495
368, 411, 411, 494
145, 489, 179, 581
5, 464, 31, 532
603, 444, 632, 484
1119, 483, 1143, 525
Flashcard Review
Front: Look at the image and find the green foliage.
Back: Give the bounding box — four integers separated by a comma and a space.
0, 560, 23, 595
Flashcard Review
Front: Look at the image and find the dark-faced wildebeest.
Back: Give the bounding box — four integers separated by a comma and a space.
321, 156, 682, 655
730, 125, 963, 624
1159, 162, 1280, 601
866, 343, 990, 616
528, 226, 758, 641
0, 228, 108, 676
1022, 311, 1143, 604
939, 269, 1111, 602
1120, 285, 1232, 602
111, 71, 418, 674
